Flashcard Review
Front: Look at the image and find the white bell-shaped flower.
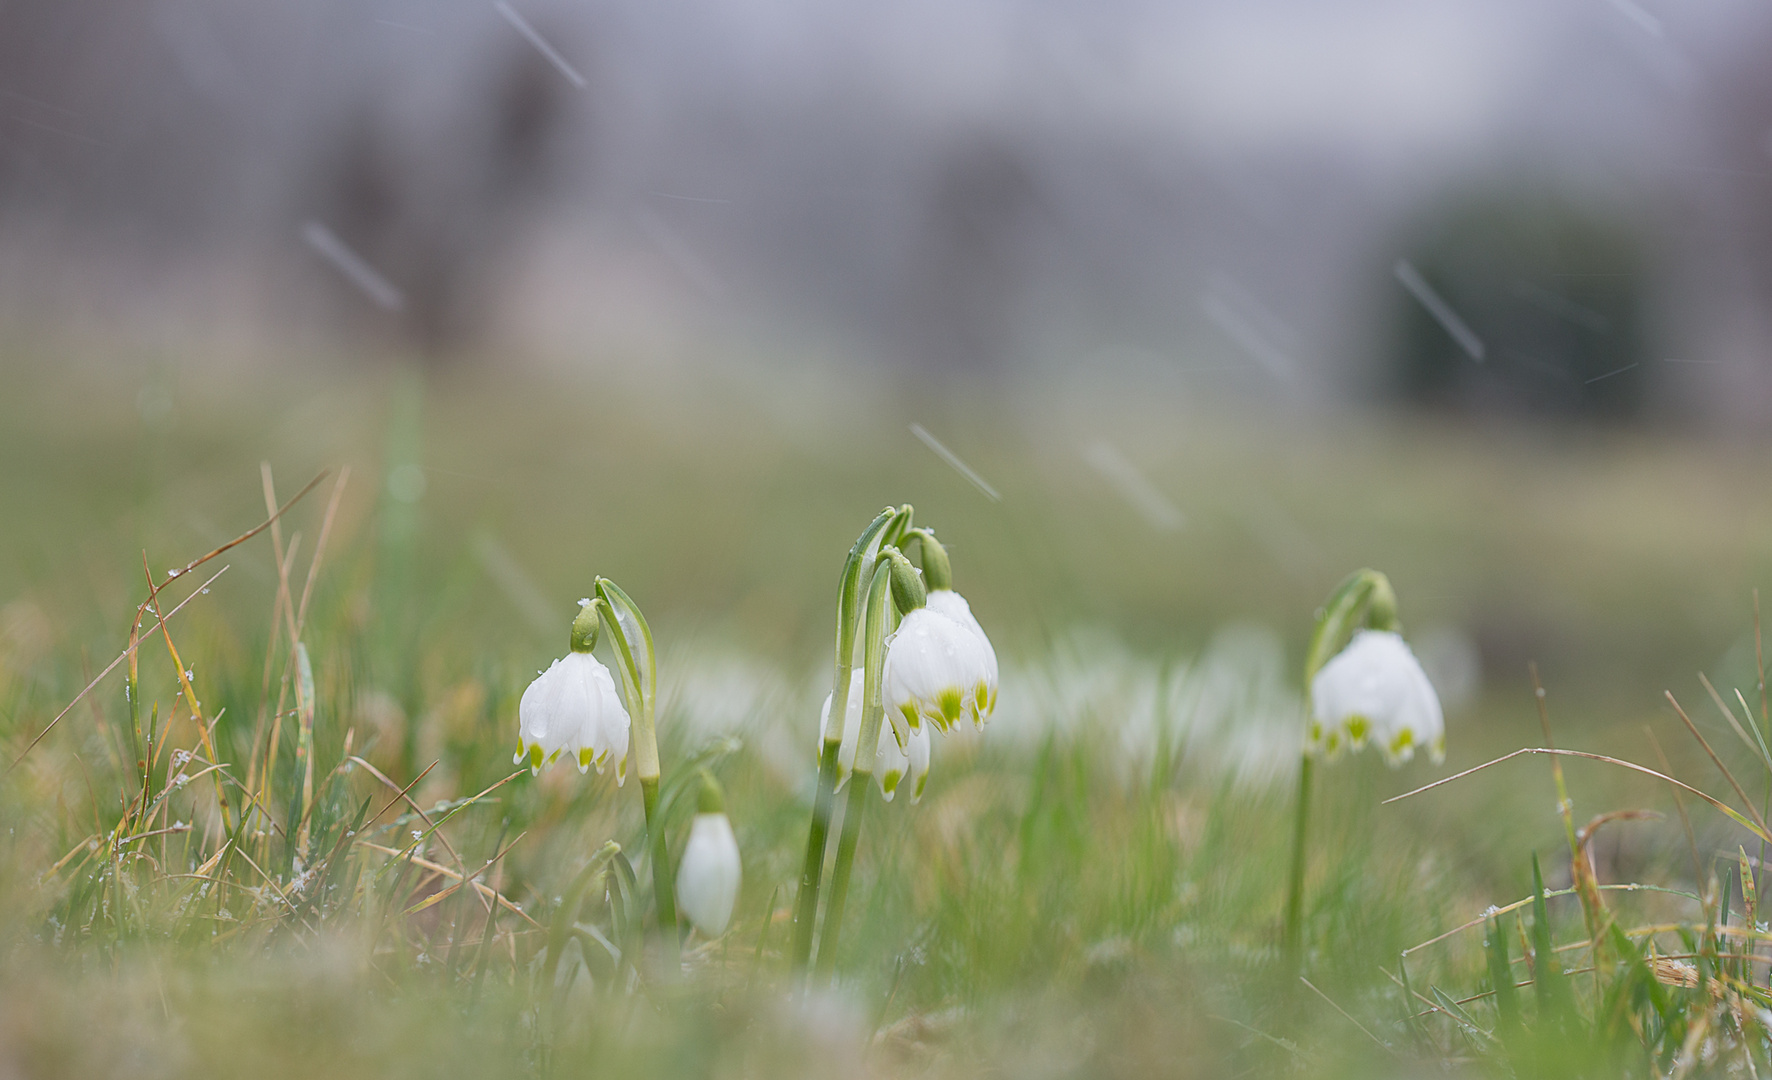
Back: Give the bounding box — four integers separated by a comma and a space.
819, 670, 933, 802
676, 778, 742, 937
515, 651, 631, 779
1309, 629, 1444, 766
883, 604, 998, 734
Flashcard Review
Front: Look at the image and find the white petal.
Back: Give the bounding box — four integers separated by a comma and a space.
819, 670, 866, 790
927, 589, 999, 688
874, 715, 911, 801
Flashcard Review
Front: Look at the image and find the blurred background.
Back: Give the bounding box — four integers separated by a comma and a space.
8, 0, 1772, 784
4, 0, 1772, 415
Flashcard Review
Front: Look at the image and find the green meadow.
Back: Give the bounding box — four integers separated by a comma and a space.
5, 351, 1772, 1077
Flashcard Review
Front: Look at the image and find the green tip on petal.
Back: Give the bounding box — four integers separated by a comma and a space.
900, 703, 921, 734
881, 770, 901, 796
938, 687, 964, 725
1346, 715, 1370, 744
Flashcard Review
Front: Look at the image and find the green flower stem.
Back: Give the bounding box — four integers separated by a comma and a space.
816, 761, 871, 981
814, 556, 895, 981
1282, 754, 1313, 970
791, 740, 845, 977
593, 579, 678, 970
1282, 567, 1398, 971
791, 507, 902, 976
641, 775, 680, 970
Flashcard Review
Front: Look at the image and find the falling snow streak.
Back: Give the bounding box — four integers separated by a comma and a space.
1083, 442, 1184, 533
1604, 0, 1663, 36
631, 208, 727, 300
1394, 259, 1484, 362
1199, 283, 1300, 383
301, 222, 404, 312
648, 192, 733, 205
909, 424, 1001, 502
494, 2, 588, 90
1584, 362, 1638, 384
1512, 280, 1610, 333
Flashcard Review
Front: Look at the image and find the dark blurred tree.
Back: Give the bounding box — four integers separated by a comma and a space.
1385, 191, 1651, 419
904, 132, 1044, 372
307, 38, 576, 359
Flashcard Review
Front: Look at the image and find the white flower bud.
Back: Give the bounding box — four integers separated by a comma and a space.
883, 596, 998, 734
515, 651, 631, 780
1309, 630, 1444, 766
819, 670, 933, 802
676, 812, 742, 937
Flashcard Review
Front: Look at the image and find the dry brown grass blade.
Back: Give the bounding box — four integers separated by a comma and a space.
348, 756, 489, 915
170, 469, 330, 580
1577, 809, 1662, 884
1300, 976, 1397, 1057
361, 760, 440, 833
401, 830, 528, 917
9, 469, 327, 776
294, 469, 351, 858
1697, 673, 1770, 771
357, 841, 540, 926
245, 474, 303, 803
141, 552, 233, 833
7, 564, 232, 776
1666, 690, 1771, 839
1385, 746, 1771, 844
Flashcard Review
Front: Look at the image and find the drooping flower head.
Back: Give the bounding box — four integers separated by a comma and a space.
1309, 629, 1444, 765
820, 669, 933, 802
515, 600, 631, 779
883, 604, 997, 734
676, 772, 742, 937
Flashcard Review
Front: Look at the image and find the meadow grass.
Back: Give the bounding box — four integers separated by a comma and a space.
6, 352, 1772, 1076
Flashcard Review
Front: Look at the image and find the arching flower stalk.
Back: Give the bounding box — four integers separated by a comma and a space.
1283, 569, 1445, 970
790, 505, 908, 976
590, 576, 680, 971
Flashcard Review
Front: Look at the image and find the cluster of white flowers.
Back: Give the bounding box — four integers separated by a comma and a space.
816, 578, 999, 806
1308, 629, 1444, 766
